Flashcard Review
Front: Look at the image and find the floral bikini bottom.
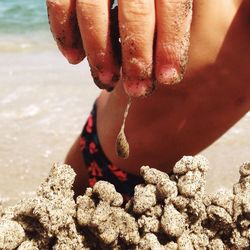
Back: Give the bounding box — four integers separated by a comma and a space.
80, 103, 143, 200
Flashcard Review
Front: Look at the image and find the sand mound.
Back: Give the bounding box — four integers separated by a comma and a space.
0, 155, 249, 249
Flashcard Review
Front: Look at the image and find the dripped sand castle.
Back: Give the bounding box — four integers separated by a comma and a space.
0, 155, 249, 249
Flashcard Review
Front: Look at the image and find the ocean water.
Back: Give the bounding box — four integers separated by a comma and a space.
0, 0, 53, 52
0, 0, 48, 34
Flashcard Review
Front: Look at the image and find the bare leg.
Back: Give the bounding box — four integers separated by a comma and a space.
65, 136, 89, 198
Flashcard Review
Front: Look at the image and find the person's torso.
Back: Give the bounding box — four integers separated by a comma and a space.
96, 0, 250, 174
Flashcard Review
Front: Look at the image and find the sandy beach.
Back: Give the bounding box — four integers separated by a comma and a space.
1, 157, 249, 249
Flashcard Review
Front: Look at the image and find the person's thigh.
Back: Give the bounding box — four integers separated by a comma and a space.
65, 135, 89, 197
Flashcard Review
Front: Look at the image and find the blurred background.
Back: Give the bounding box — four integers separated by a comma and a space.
0, 0, 249, 206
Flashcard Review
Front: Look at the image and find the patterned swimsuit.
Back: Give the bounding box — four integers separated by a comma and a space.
80, 103, 143, 199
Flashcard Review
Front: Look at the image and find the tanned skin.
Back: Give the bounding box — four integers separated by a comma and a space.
47, 0, 250, 196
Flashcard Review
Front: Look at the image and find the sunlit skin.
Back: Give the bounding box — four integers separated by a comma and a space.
47, 0, 193, 95
47, 0, 250, 196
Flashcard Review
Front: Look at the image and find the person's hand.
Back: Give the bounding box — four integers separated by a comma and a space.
46, 0, 193, 97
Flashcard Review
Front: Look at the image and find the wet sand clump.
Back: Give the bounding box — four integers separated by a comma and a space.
0, 155, 249, 249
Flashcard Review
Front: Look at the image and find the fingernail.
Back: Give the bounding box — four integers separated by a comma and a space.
98, 71, 119, 85
92, 76, 114, 91
158, 65, 180, 85
123, 78, 155, 97
63, 49, 84, 64
91, 70, 120, 91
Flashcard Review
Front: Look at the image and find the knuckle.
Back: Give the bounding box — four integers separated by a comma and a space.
123, 0, 152, 17
158, 42, 179, 57
76, 0, 99, 9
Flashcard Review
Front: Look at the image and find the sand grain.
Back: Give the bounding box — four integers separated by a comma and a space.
0, 156, 249, 249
